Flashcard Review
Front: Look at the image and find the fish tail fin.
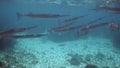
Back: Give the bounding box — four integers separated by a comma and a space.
16, 12, 23, 20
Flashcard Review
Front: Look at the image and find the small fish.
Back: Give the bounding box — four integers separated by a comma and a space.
51, 16, 105, 33
0, 26, 37, 36
92, 6, 120, 13
61, 14, 89, 23
76, 22, 109, 37
81, 22, 109, 32
51, 22, 74, 31
52, 25, 82, 32
78, 22, 118, 37
17, 12, 69, 19
7, 34, 48, 39
50, 14, 90, 32
86, 16, 106, 25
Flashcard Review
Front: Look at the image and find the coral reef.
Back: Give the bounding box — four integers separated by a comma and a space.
0, 47, 39, 68
95, 52, 106, 61
0, 61, 6, 68
102, 66, 110, 68
67, 54, 84, 66
0, 38, 16, 51
85, 64, 99, 68
84, 54, 93, 62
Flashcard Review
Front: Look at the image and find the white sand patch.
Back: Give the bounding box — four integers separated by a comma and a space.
12, 37, 120, 68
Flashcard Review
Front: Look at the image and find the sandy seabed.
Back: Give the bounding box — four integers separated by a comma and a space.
0, 37, 120, 68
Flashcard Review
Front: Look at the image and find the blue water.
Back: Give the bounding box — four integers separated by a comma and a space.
0, 0, 120, 68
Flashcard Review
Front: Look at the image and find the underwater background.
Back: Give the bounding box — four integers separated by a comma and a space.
0, 0, 120, 68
